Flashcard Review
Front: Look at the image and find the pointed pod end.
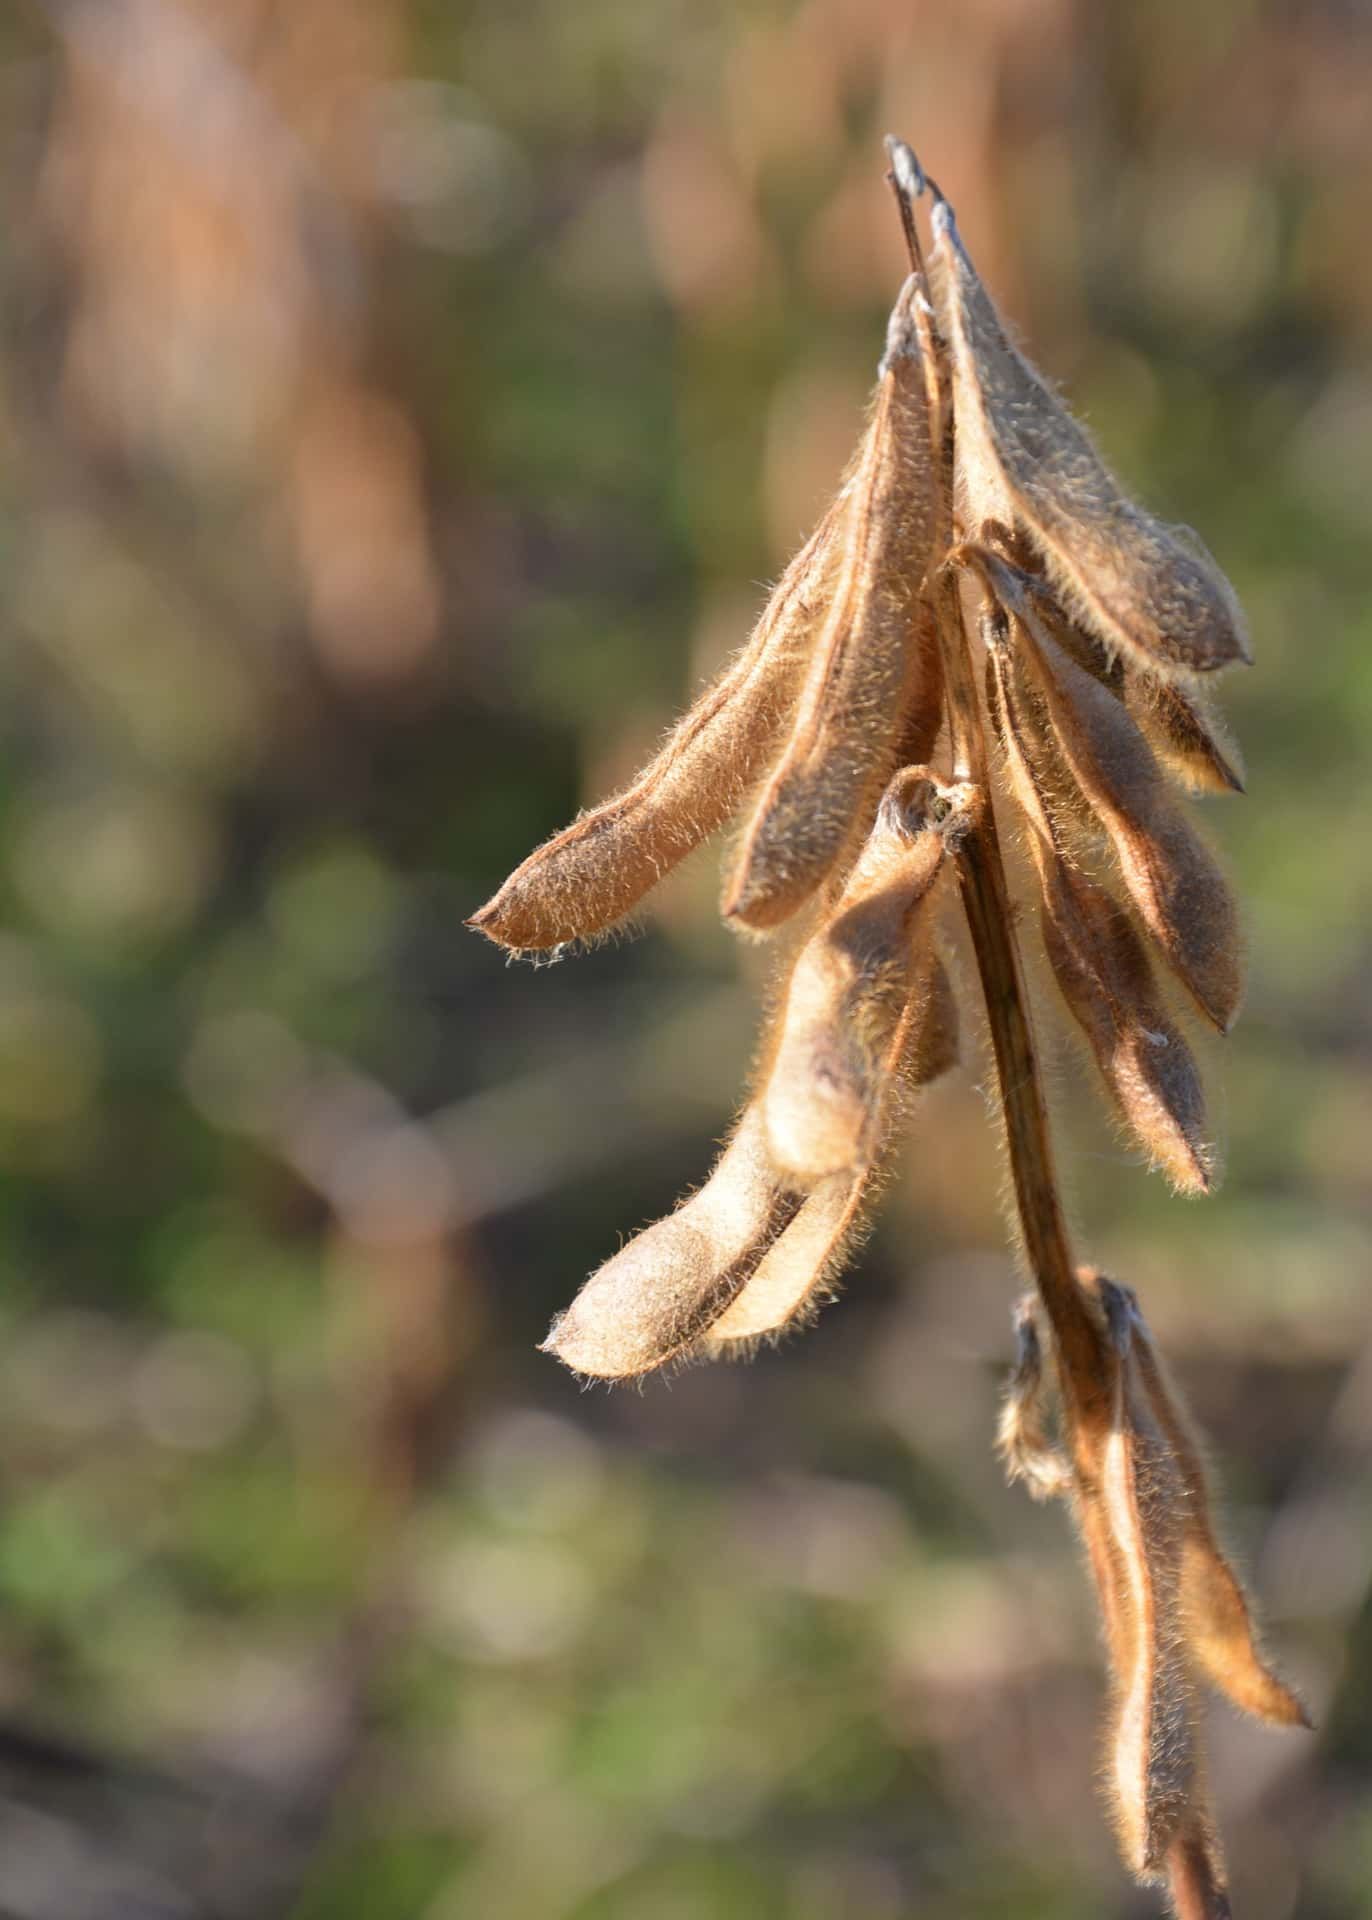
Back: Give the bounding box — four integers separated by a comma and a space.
465, 886, 579, 957
1278, 1690, 1316, 1733
466, 899, 523, 952
884, 135, 925, 202
539, 1308, 643, 1381
721, 876, 801, 935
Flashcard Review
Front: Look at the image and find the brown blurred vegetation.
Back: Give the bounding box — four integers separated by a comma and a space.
0, 1, 1368, 1915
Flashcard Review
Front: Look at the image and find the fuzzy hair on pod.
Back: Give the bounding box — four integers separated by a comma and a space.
1016, 609, 1243, 1033
725, 275, 943, 931
983, 613, 1213, 1194
541, 1108, 802, 1379
470, 499, 845, 953
703, 954, 958, 1352
761, 763, 969, 1181
927, 192, 1250, 678
971, 543, 1245, 796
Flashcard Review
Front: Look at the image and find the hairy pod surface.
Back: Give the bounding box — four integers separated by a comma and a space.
470, 501, 843, 952
1012, 598, 1244, 1033
725, 276, 942, 930
762, 765, 967, 1180
703, 955, 958, 1350
997, 1293, 1073, 1500
1127, 1319, 1309, 1728
928, 194, 1250, 677
985, 622, 1213, 1193
1101, 1345, 1197, 1878
967, 546, 1245, 796
541, 1108, 801, 1379
1049, 1278, 1199, 1881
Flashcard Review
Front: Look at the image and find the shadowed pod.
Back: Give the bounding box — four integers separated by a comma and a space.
981, 600, 1213, 1193
979, 551, 1244, 1033
967, 535, 1246, 796
998, 1276, 1306, 1895
702, 954, 957, 1354
724, 276, 944, 931
761, 764, 970, 1180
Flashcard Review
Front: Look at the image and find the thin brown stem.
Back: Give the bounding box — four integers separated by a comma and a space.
1165, 1829, 1233, 1920
884, 136, 926, 279
933, 566, 1105, 1401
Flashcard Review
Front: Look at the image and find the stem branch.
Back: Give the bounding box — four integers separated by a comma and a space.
933, 568, 1104, 1394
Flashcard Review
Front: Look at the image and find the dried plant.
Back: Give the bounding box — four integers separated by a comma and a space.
470, 138, 1306, 1913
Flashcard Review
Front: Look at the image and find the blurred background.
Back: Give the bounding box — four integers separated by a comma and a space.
0, 1, 1368, 1914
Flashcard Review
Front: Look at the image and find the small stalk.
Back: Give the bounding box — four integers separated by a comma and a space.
931, 567, 1106, 1401
884, 145, 1104, 1403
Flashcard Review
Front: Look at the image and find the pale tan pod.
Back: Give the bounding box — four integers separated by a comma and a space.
1127, 1321, 1310, 1729
704, 956, 958, 1350
469, 500, 843, 952
927, 192, 1250, 677
724, 275, 941, 931
1012, 596, 1244, 1033
985, 627, 1213, 1193
699, 1166, 864, 1350
761, 765, 965, 1181
541, 1106, 801, 1379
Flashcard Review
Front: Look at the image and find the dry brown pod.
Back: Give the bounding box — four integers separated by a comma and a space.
469, 500, 844, 953
762, 764, 969, 1181
1031, 1276, 1205, 1885
1098, 1320, 1197, 1879
704, 954, 958, 1351
542, 1106, 801, 1379
1126, 1312, 1310, 1729
993, 570, 1244, 1034
1004, 1273, 1301, 1904
983, 609, 1213, 1193
724, 276, 942, 931
969, 542, 1246, 797
926, 189, 1250, 678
